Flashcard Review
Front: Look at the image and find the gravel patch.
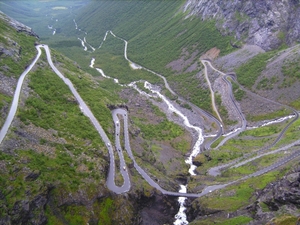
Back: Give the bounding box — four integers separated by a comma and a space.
215, 44, 265, 72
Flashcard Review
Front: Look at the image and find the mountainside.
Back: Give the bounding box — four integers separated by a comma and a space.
1, 1, 300, 225
184, 0, 300, 50
0, 11, 181, 225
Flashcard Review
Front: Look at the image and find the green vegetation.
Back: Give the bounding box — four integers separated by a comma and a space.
246, 108, 291, 122
13, 0, 234, 114
0, 17, 37, 78
290, 97, 300, 110
239, 123, 280, 137
257, 76, 278, 90
231, 81, 246, 101
0, 147, 106, 215
50, 49, 120, 136
282, 55, 300, 79
191, 215, 252, 225
277, 31, 286, 41
98, 198, 115, 225
133, 117, 184, 141
125, 14, 234, 77
270, 215, 298, 225
1, 0, 235, 117
2, 1, 300, 224
171, 139, 190, 154
198, 168, 288, 212
275, 116, 300, 147
234, 11, 249, 23
93, 34, 162, 84
0, 93, 12, 126
280, 53, 300, 90
0, 48, 124, 223
60, 205, 88, 224
235, 51, 278, 89
172, 73, 212, 113
222, 152, 286, 178
18, 64, 106, 143
68, 0, 234, 72
195, 122, 291, 176
132, 102, 184, 141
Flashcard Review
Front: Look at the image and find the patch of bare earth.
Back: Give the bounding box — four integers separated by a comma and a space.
215, 44, 265, 71
200, 47, 220, 60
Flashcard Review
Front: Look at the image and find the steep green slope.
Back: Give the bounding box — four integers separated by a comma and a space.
45, 0, 234, 114
0, 0, 88, 38
2, 2, 300, 225
0, 11, 186, 224
0, 13, 124, 224
58, 0, 234, 74
1, 0, 235, 114
0, 11, 37, 127
0, 13, 37, 78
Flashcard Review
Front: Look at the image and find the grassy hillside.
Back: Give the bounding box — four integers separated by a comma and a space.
2, 2, 300, 224
0, 9, 193, 223
0, 12, 37, 127
0, 15, 37, 78
0, 0, 235, 114
44, 0, 234, 114
55, 0, 234, 74
0, 1, 88, 37
0, 13, 127, 222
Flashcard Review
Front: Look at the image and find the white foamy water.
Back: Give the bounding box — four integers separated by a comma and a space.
144, 81, 204, 176
96, 68, 110, 78
130, 63, 142, 70
174, 185, 188, 225
89, 58, 95, 68
223, 127, 241, 137
73, 19, 78, 29
128, 81, 154, 97
82, 31, 206, 224
247, 115, 295, 130
78, 38, 87, 51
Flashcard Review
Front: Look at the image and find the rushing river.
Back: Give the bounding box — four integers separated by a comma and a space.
174, 185, 189, 225
143, 81, 204, 176
75, 27, 205, 224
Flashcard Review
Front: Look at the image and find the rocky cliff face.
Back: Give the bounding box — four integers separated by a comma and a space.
0, 11, 39, 39
183, 0, 300, 50
247, 164, 300, 224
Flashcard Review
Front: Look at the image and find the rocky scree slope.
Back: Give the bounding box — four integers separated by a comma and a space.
184, 0, 300, 51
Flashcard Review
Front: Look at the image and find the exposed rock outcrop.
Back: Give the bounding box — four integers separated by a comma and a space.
247, 165, 300, 224
0, 11, 39, 38
183, 0, 300, 51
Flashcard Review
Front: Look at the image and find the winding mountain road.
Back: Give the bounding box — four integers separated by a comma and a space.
0, 47, 42, 144
0, 44, 130, 194
201, 59, 247, 147
201, 60, 223, 123
204, 61, 299, 176
1, 40, 299, 198
43, 44, 131, 194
